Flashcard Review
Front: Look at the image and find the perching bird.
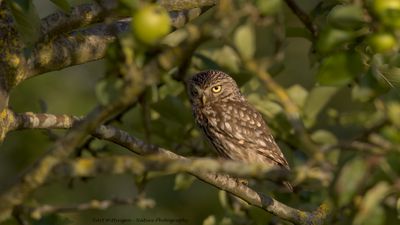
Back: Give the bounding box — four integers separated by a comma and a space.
186, 70, 292, 191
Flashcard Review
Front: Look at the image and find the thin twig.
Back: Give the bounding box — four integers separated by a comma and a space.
283, 0, 317, 38
321, 119, 389, 153
50, 155, 289, 181
22, 197, 139, 220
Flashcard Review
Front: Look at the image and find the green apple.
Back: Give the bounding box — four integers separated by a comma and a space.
368, 32, 398, 53
372, 0, 400, 28
131, 4, 171, 45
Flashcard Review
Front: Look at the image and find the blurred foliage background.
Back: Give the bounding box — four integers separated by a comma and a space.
0, 0, 400, 224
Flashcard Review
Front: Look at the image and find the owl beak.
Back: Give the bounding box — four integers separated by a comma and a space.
201, 94, 207, 105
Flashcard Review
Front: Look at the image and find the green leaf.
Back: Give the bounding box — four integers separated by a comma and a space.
255, 0, 282, 16
316, 27, 355, 53
174, 173, 195, 190
247, 93, 283, 118
379, 67, 400, 88
351, 69, 390, 102
158, 74, 185, 99
389, 54, 400, 67
335, 157, 367, 206
387, 102, 400, 127
151, 95, 192, 124
328, 5, 365, 30
311, 129, 337, 145
353, 182, 390, 225
193, 52, 222, 71
219, 217, 233, 225
195, 47, 240, 73
119, 0, 139, 10
95, 77, 124, 105
303, 86, 339, 127
234, 23, 255, 60
397, 197, 400, 219
218, 190, 230, 210
162, 29, 188, 47
7, 0, 41, 46
355, 206, 385, 225
317, 52, 363, 86
50, 0, 71, 13
287, 84, 308, 108
351, 84, 375, 102
150, 117, 186, 146
203, 215, 216, 225
217, 46, 241, 73
381, 126, 400, 144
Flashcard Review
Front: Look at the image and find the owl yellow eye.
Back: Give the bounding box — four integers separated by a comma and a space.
211, 85, 222, 93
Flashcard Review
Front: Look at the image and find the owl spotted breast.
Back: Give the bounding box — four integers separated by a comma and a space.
187, 70, 292, 191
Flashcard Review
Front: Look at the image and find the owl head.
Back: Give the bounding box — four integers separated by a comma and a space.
186, 70, 243, 106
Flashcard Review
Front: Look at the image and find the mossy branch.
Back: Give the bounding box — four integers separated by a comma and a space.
0, 23, 206, 222
38, 0, 119, 43
0, 0, 217, 109
0, 37, 148, 222
17, 197, 140, 221
26, 5, 213, 79
26, 19, 129, 78
8, 111, 329, 225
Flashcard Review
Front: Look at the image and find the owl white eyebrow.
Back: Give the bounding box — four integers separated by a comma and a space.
211, 81, 230, 87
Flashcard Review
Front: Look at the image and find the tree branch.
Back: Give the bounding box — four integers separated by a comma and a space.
0, 23, 206, 222
0, 46, 148, 223
0, 106, 127, 222
26, 19, 129, 78
39, 0, 119, 43
321, 118, 390, 153
158, 0, 217, 11
0, 1, 24, 110
283, 0, 317, 38
1, 20, 204, 143
11, 112, 288, 181
19, 197, 140, 220
10, 112, 329, 225
39, 0, 217, 42
54, 155, 289, 182
24, 5, 213, 80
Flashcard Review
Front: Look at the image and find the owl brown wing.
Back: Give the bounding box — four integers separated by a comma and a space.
208, 101, 290, 170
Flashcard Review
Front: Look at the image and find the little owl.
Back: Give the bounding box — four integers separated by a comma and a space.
187, 70, 292, 191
